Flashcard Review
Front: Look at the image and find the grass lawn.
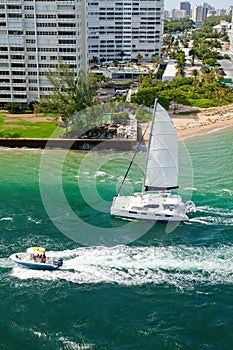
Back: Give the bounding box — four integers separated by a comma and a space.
0, 112, 64, 138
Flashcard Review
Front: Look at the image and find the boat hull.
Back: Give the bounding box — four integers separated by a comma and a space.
111, 210, 188, 222
111, 193, 192, 223
10, 253, 60, 270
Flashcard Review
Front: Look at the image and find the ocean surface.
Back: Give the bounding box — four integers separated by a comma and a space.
0, 128, 232, 350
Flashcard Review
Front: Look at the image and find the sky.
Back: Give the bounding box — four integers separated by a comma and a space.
165, 0, 232, 10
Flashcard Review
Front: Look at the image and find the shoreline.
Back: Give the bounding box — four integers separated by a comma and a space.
0, 104, 232, 150
174, 115, 233, 140
140, 104, 233, 144
171, 103, 233, 140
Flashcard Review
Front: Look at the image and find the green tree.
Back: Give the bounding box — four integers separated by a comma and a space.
136, 53, 143, 64
39, 63, 96, 131
164, 18, 194, 34
91, 56, 99, 66
118, 50, 125, 62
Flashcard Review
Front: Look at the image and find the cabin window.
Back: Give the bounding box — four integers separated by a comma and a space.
163, 205, 175, 210
144, 204, 160, 209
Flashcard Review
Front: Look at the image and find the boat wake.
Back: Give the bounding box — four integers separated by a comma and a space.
0, 258, 14, 269
191, 206, 233, 226
10, 245, 233, 288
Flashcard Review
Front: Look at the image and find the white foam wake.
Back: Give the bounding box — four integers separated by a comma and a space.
192, 206, 233, 226
0, 258, 15, 268
10, 245, 233, 288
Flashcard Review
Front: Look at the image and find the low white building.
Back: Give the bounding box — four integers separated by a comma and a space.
213, 21, 231, 34
162, 61, 177, 82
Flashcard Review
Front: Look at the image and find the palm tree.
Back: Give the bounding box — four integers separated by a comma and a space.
191, 69, 199, 80
191, 69, 199, 88
151, 55, 160, 67
156, 68, 164, 80
113, 59, 119, 67
189, 48, 198, 66
176, 51, 186, 76
136, 53, 143, 65
118, 50, 125, 62
91, 56, 99, 65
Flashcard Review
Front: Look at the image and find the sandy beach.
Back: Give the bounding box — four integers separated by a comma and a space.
172, 104, 233, 139
139, 103, 233, 143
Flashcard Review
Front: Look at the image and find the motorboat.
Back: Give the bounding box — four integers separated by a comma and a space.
111, 100, 196, 222
10, 247, 63, 270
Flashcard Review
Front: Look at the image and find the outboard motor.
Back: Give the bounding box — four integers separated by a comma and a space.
53, 258, 63, 267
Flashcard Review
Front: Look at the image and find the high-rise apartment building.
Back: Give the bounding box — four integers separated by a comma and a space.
88, 0, 164, 63
229, 13, 233, 61
180, 1, 191, 17
0, 0, 87, 109
192, 4, 207, 26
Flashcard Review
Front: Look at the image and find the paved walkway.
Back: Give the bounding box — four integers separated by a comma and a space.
218, 59, 233, 79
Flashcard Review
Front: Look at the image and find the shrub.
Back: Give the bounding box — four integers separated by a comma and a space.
188, 98, 215, 108
5, 102, 21, 113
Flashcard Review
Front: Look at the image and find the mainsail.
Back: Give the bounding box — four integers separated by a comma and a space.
143, 101, 179, 191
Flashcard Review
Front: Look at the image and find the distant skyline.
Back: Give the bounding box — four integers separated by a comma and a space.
165, 0, 232, 10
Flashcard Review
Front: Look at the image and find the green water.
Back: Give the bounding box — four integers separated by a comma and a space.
0, 128, 233, 349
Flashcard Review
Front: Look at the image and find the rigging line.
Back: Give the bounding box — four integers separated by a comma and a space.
116, 120, 150, 196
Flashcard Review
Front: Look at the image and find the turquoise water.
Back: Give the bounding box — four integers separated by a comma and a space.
0, 128, 233, 349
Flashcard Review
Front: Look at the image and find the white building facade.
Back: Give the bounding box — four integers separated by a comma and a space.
0, 0, 87, 108
88, 0, 164, 63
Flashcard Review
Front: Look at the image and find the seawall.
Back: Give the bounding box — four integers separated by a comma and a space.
0, 138, 135, 151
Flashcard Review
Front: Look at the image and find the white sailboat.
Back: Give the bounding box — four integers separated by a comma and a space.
110, 100, 196, 222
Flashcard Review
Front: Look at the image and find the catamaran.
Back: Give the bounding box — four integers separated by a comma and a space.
110, 100, 196, 222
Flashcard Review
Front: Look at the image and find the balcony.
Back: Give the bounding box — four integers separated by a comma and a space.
12, 98, 28, 102
57, 1, 76, 4
13, 90, 27, 95
0, 89, 11, 93
10, 59, 25, 64
9, 66, 25, 71
0, 81, 10, 86
12, 83, 26, 87
11, 74, 25, 79
58, 35, 76, 39
57, 26, 76, 31
7, 9, 22, 13
58, 43, 76, 48
0, 98, 12, 102
6, 0, 21, 3
57, 10, 75, 15
58, 19, 76, 23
